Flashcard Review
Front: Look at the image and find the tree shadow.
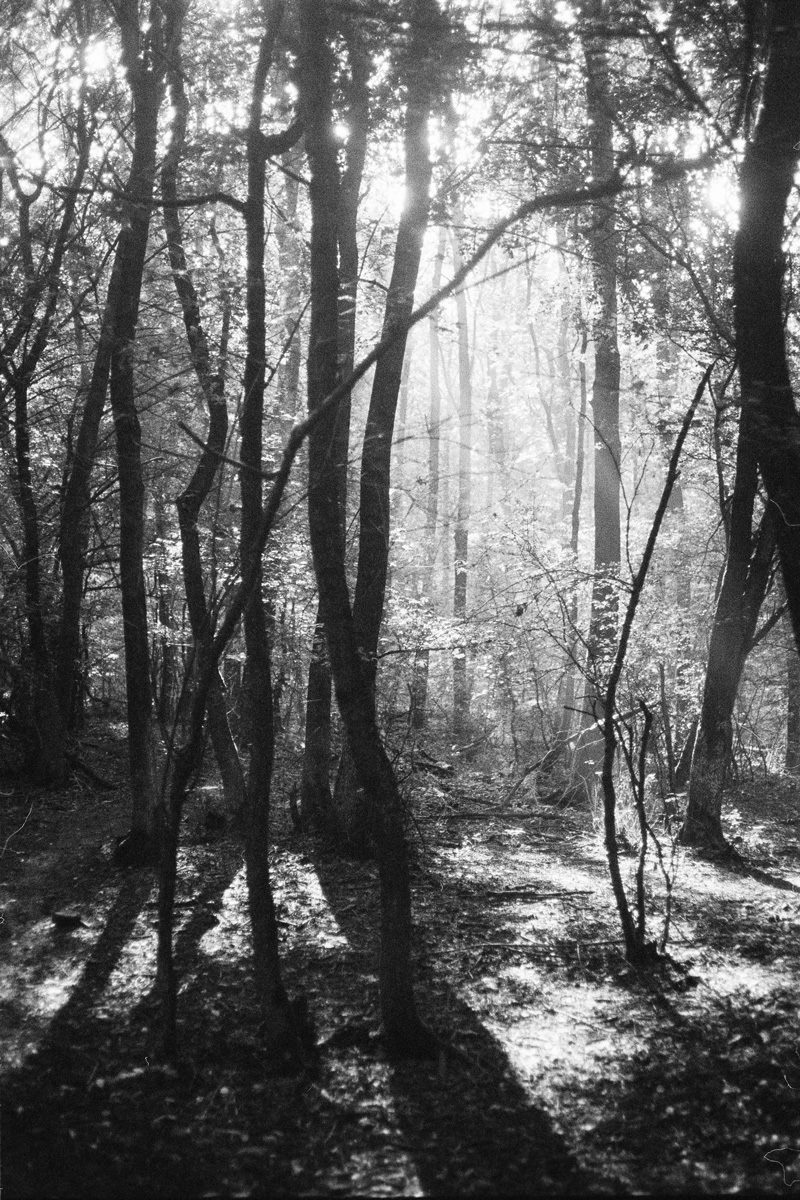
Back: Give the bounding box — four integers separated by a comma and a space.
570, 976, 800, 1193
3, 840, 243, 1199
728, 861, 800, 893
3, 869, 154, 1196
308, 844, 596, 1195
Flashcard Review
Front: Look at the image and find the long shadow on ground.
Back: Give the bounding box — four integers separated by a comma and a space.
307, 844, 599, 1196
3, 842, 243, 1199
571, 976, 800, 1194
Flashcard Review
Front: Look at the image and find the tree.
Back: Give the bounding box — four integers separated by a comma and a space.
332, 2, 438, 854
581, 0, 622, 720
298, 0, 436, 1056
683, 0, 800, 850
300, 19, 369, 833
161, 25, 245, 812
236, 0, 303, 1048
0, 18, 93, 780
100, 0, 178, 853
450, 212, 473, 744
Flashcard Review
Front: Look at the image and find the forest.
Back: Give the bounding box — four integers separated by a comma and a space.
3, 0, 800, 1194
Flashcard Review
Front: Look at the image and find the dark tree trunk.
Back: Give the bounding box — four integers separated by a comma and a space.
238, 7, 298, 1048
162, 40, 245, 813
450, 216, 472, 743
301, 25, 369, 833
732, 4, 800, 646
787, 629, 800, 774
108, 24, 167, 844
11, 375, 67, 784
682, 456, 776, 848
299, 0, 436, 1056
333, 19, 433, 852
683, 0, 800, 848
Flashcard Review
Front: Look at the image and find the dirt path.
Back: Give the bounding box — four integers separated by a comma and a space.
2, 745, 800, 1195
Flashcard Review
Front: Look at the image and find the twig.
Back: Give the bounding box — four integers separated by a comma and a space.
177, 422, 278, 479
481, 889, 594, 901
0, 796, 34, 857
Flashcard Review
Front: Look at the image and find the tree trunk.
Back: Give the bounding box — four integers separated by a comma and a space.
450, 216, 472, 744
408, 226, 447, 732
162, 40, 245, 813
299, 0, 436, 1056
108, 9, 171, 846
582, 9, 621, 719
683, 3, 800, 850
681, 452, 776, 849
731, 4, 800, 652
301, 25, 369, 833
12, 372, 67, 785
238, 6, 297, 1049
787, 628, 800, 774
152, 493, 179, 736
333, 20, 433, 853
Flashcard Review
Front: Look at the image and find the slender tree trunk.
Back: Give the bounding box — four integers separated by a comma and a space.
108, 9, 171, 846
238, 6, 297, 1044
301, 26, 369, 832
275, 163, 303, 432
333, 20, 433, 853
582, 8, 621, 715
787, 630, 800, 774
299, 0, 436, 1056
451, 217, 472, 744
10, 376, 67, 784
682, 438, 776, 848
162, 41, 245, 812
152, 494, 179, 735
408, 226, 447, 732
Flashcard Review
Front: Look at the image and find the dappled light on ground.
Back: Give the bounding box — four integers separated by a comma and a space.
3, 763, 800, 1193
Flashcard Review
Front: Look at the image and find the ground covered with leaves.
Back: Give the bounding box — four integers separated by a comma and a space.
3, 727, 800, 1196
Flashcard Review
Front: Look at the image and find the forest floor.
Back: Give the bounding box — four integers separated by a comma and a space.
3, 723, 800, 1197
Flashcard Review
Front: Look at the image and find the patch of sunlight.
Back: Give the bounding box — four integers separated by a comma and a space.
274, 856, 352, 953
199, 865, 251, 962
481, 981, 643, 1091
0, 919, 95, 1070
676, 951, 800, 1003
200, 857, 351, 963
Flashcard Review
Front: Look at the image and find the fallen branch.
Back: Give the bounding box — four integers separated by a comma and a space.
482, 889, 594, 901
